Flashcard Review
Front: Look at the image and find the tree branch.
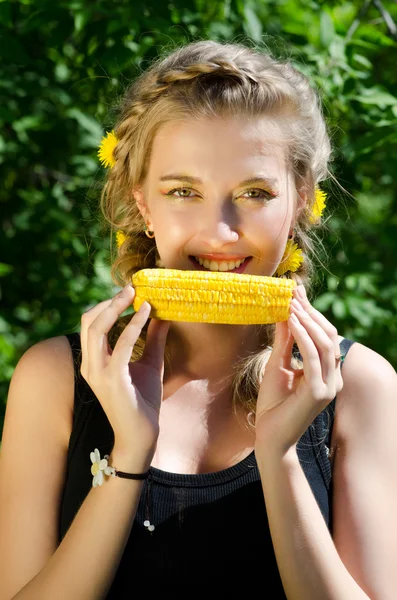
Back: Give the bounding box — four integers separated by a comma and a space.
346, 0, 373, 42
373, 0, 397, 40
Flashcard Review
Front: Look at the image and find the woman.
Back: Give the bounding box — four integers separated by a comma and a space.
1, 40, 396, 599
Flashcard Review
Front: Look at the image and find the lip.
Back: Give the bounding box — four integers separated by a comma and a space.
193, 254, 249, 261
189, 256, 252, 274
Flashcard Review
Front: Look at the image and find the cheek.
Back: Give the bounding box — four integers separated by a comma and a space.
251, 209, 291, 269
252, 205, 291, 239
152, 217, 191, 261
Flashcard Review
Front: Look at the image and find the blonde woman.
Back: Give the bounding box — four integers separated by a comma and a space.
1, 40, 396, 599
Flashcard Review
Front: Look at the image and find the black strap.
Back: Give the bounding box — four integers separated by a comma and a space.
64, 332, 96, 468
309, 337, 356, 492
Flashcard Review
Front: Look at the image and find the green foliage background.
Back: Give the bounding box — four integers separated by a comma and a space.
2, 0, 397, 433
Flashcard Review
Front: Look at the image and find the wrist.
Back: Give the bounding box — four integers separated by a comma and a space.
110, 445, 155, 475
254, 443, 299, 469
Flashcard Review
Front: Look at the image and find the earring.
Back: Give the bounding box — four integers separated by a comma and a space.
143, 224, 155, 239
275, 231, 304, 277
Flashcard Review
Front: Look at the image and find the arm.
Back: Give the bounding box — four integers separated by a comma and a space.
255, 343, 397, 600
256, 449, 370, 600
13, 447, 150, 600
0, 338, 152, 600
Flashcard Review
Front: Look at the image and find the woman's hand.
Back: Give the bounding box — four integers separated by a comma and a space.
254, 284, 343, 457
80, 285, 170, 457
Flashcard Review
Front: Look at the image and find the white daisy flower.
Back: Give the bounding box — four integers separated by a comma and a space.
90, 448, 116, 487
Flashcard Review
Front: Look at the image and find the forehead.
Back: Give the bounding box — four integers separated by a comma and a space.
149, 116, 289, 178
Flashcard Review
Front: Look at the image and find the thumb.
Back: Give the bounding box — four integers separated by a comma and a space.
268, 320, 294, 370
141, 316, 171, 374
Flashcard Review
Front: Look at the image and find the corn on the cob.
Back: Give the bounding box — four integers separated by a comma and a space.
131, 268, 295, 324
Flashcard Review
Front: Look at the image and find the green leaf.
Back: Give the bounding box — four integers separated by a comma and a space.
320, 11, 335, 49
332, 298, 347, 319
66, 108, 103, 146
0, 263, 14, 277
327, 276, 340, 292
352, 54, 372, 70
351, 86, 397, 108
313, 291, 335, 312
55, 63, 70, 83
243, 5, 262, 42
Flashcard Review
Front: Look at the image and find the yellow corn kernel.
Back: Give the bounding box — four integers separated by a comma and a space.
131, 268, 295, 324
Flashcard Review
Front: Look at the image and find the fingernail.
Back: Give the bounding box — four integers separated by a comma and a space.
140, 301, 151, 313
291, 298, 304, 311
296, 285, 306, 301
119, 284, 132, 298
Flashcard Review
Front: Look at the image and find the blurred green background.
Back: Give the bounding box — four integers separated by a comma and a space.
1, 0, 397, 434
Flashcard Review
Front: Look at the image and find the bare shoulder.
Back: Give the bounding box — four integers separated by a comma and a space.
333, 336, 397, 446
7, 334, 76, 446
1, 335, 76, 462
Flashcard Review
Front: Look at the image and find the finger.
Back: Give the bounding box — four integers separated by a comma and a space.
288, 312, 324, 386
290, 300, 336, 383
293, 285, 340, 359
141, 317, 171, 374
268, 320, 295, 370
111, 301, 153, 370
80, 299, 114, 375
85, 286, 136, 374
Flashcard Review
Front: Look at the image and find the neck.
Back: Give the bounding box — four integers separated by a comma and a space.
164, 320, 272, 382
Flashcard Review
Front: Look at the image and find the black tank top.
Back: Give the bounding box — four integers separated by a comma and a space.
59, 334, 355, 597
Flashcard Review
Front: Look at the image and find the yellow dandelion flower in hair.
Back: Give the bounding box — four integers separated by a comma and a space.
98, 130, 118, 168
116, 230, 127, 248
275, 239, 304, 277
310, 188, 327, 223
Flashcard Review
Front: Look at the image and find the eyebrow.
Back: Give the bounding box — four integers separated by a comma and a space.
159, 174, 279, 187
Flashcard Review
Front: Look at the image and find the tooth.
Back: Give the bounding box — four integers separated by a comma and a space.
218, 262, 229, 271
194, 256, 246, 271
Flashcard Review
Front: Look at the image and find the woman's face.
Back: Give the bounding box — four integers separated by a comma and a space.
135, 116, 300, 277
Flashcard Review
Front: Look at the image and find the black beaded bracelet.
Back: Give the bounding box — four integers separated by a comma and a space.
114, 469, 150, 480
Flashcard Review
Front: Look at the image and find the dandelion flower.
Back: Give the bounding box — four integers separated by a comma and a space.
310, 188, 327, 223
275, 239, 304, 277
98, 130, 118, 168
116, 230, 127, 248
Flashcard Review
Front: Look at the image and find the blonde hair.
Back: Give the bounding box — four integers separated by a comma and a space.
99, 39, 333, 431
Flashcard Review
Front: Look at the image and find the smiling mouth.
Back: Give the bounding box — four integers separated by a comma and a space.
189, 256, 252, 273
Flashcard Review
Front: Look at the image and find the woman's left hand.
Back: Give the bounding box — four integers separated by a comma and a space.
254, 284, 344, 457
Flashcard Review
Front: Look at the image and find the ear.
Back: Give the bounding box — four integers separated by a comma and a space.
295, 176, 311, 219
133, 186, 152, 225
289, 189, 307, 234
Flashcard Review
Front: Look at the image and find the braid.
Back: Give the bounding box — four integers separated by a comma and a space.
116, 60, 257, 138
156, 60, 259, 86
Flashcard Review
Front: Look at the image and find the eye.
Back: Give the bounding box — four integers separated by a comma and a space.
240, 188, 274, 201
165, 187, 197, 199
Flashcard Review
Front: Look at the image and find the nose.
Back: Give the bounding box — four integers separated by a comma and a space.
202, 222, 239, 246
198, 206, 240, 247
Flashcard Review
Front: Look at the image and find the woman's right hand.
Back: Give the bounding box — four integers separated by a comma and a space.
80, 284, 171, 458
